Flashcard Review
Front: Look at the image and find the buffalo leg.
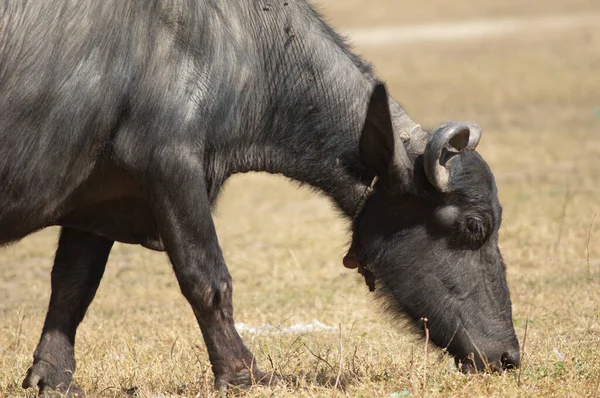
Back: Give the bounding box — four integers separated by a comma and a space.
145, 162, 271, 390
23, 228, 113, 397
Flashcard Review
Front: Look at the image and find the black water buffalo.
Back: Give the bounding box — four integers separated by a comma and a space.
1, 0, 520, 395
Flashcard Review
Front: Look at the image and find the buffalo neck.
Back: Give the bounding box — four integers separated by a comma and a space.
205, 2, 425, 217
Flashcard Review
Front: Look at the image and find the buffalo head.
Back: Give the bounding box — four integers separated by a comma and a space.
345, 83, 520, 372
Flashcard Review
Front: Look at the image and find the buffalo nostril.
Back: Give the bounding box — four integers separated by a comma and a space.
501, 350, 520, 370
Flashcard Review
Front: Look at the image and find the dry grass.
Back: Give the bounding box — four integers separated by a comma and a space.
317, 0, 600, 28
2, 1, 600, 397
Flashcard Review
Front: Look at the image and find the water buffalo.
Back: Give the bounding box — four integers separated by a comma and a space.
0, 0, 520, 395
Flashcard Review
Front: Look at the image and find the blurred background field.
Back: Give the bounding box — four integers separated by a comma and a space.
1, 1, 600, 397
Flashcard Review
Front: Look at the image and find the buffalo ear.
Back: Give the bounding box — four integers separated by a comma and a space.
359, 82, 412, 185
359, 82, 395, 178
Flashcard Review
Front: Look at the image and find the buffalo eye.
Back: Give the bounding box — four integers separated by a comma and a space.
465, 216, 486, 241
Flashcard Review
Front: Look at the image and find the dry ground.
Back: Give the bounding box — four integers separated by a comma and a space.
2, 1, 600, 397
318, 0, 600, 28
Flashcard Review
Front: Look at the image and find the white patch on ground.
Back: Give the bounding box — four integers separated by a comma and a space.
345, 14, 600, 47
553, 347, 566, 360
235, 320, 337, 335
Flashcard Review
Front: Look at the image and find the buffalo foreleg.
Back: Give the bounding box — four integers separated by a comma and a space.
144, 159, 274, 391
23, 228, 113, 397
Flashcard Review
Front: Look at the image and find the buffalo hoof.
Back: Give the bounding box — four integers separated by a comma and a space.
22, 360, 85, 398
215, 368, 280, 392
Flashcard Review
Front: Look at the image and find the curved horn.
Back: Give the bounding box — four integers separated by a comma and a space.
464, 121, 482, 150
424, 121, 483, 192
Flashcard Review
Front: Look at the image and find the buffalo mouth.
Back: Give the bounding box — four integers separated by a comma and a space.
454, 350, 520, 373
